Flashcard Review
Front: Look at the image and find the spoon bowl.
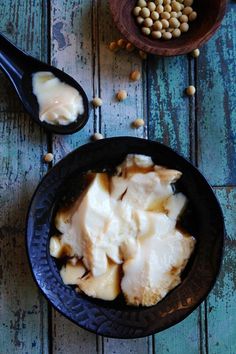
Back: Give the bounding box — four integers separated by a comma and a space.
0, 33, 89, 135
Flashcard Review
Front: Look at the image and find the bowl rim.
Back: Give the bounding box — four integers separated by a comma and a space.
108, 0, 228, 56
25, 137, 225, 338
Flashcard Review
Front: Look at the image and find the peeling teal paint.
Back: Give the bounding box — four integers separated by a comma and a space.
0, 0, 235, 353
197, 5, 236, 186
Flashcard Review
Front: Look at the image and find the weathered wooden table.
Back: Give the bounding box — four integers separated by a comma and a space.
0, 1, 235, 353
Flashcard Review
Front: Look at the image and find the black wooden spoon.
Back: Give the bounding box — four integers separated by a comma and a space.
0, 33, 89, 135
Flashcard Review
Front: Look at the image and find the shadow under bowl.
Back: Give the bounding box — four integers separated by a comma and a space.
26, 137, 224, 338
109, 0, 227, 56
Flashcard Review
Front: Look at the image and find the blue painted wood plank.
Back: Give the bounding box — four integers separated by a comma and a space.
50, 1, 98, 352
196, 5, 236, 352
206, 187, 236, 354
154, 311, 204, 354
98, 1, 145, 140
148, 54, 202, 352
97, 1, 150, 352
51, 0, 150, 353
0, 2, 233, 354
103, 337, 152, 354
148, 55, 192, 158
197, 3, 236, 186
0, 2, 49, 353
0, 0, 48, 113
51, 0, 94, 163
52, 314, 98, 354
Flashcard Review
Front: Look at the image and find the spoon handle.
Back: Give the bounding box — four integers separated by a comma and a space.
0, 33, 27, 81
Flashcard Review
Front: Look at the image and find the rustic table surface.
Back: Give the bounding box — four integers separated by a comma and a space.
0, 1, 235, 353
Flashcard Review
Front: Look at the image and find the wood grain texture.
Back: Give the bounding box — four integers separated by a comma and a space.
98, 0, 145, 139
197, 2, 236, 186
0, 0, 48, 112
50, 1, 97, 352
0, 2, 49, 353
196, 7, 236, 352
154, 311, 205, 354
51, 1, 149, 353
52, 314, 98, 354
0, 0, 235, 353
148, 55, 204, 352
97, 1, 149, 352
51, 0, 94, 162
103, 336, 152, 354
206, 187, 236, 354
148, 55, 191, 158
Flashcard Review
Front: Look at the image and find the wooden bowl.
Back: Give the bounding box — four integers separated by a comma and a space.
109, 0, 227, 56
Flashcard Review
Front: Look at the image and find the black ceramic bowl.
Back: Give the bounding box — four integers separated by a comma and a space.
26, 137, 224, 339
